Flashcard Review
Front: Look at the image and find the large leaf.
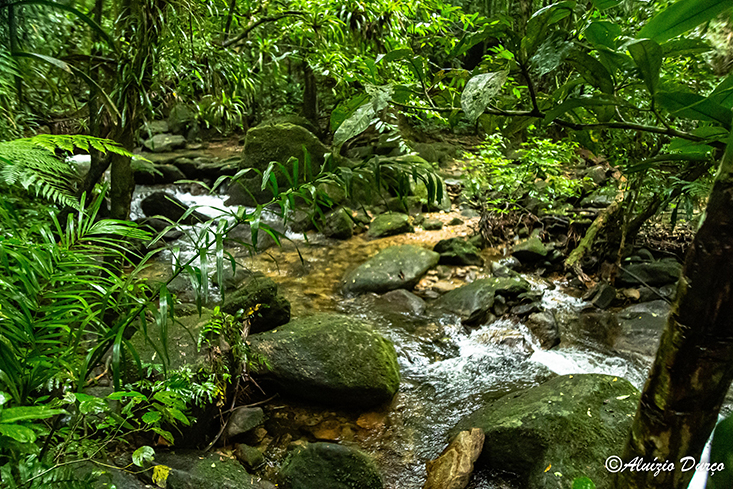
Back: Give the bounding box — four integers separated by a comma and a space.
523, 1, 576, 54
530, 31, 573, 77
366, 84, 394, 113
662, 39, 712, 57
639, 0, 733, 43
544, 95, 621, 123
656, 91, 733, 128
0, 405, 64, 423
566, 51, 614, 94
333, 103, 375, 147
0, 423, 36, 443
461, 71, 508, 122
710, 74, 733, 109
708, 414, 733, 489
584, 21, 623, 49
330, 94, 369, 132
627, 39, 663, 95
591, 0, 620, 10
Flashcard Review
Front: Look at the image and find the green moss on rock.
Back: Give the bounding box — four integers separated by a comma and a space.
280, 442, 384, 489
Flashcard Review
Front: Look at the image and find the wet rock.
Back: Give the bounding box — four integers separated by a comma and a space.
510, 302, 541, 316
143, 133, 187, 153
342, 245, 439, 295
526, 312, 560, 349
73, 460, 149, 489
367, 212, 413, 238
453, 374, 640, 489
323, 207, 354, 240
224, 407, 265, 440
136, 217, 184, 241
375, 289, 427, 316
226, 124, 329, 205
134, 163, 187, 185
174, 156, 239, 180
141, 192, 209, 224
224, 222, 277, 251
249, 314, 400, 407
423, 218, 444, 230
433, 238, 484, 267
433, 277, 531, 325
512, 237, 548, 262
615, 300, 670, 361
211, 262, 251, 291
143, 119, 169, 136
566, 310, 620, 346
235, 443, 265, 470
220, 272, 290, 333
151, 450, 263, 489
280, 442, 384, 489
590, 283, 616, 309
386, 196, 424, 215
424, 428, 485, 489
288, 209, 316, 233
616, 259, 682, 287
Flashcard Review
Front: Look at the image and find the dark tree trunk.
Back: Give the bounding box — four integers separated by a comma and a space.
302, 63, 318, 131
8, 4, 23, 104
616, 150, 733, 488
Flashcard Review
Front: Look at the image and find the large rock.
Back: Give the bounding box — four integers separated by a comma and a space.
525, 311, 560, 349
220, 272, 290, 333
434, 238, 483, 266
168, 104, 196, 135
323, 207, 354, 240
151, 450, 264, 489
616, 259, 682, 286
614, 300, 670, 362
140, 192, 209, 225
342, 245, 440, 295
433, 277, 531, 325
512, 236, 548, 262
143, 133, 187, 153
367, 213, 413, 238
226, 123, 329, 205
224, 407, 265, 440
280, 442, 383, 489
453, 374, 640, 489
375, 289, 427, 316
249, 314, 400, 407
424, 428, 485, 489
134, 163, 187, 185
174, 156, 239, 181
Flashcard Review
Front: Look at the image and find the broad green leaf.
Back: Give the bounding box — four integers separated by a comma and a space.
377, 48, 413, 64
566, 51, 614, 94
0, 405, 64, 423
366, 84, 394, 113
711, 74, 733, 109
656, 91, 733, 128
584, 21, 622, 49
639, 0, 733, 43
330, 94, 369, 132
132, 445, 155, 467
333, 103, 376, 147
627, 39, 663, 95
530, 31, 573, 77
261, 162, 276, 191
523, 1, 576, 54
461, 71, 508, 122
572, 476, 596, 489
0, 423, 36, 443
668, 138, 714, 155
692, 125, 730, 140
662, 39, 712, 57
0, 392, 8, 406
590, 0, 620, 10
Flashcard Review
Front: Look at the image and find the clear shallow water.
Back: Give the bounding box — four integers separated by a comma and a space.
129, 182, 687, 489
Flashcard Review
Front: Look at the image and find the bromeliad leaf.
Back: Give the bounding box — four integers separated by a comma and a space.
461, 71, 508, 123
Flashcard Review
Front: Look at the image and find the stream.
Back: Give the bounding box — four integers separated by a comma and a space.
127, 159, 711, 489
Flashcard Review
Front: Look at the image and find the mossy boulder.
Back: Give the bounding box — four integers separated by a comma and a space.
367, 213, 413, 238
220, 272, 290, 333
434, 238, 484, 266
323, 207, 355, 240
512, 236, 548, 262
226, 123, 329, 206
433, 277, 531, 325
151, 450, 265, 489
453, 374, 640, 489
249, 314, 400, 407
616, 259, 682, 287
280, 442, 384, 489
342, 245, 440, 295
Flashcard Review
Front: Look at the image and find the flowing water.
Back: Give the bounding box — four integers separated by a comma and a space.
130, 174, 711, 488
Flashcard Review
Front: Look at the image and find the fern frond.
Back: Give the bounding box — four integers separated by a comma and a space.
0, 135, 130, 210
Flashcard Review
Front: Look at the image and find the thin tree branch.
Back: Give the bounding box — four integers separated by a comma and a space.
221, 11, 304, 48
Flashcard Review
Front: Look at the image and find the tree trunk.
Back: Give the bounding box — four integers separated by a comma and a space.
109, 126, 135, 220
616, 148, 733, 488
302, 63, 318, 131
